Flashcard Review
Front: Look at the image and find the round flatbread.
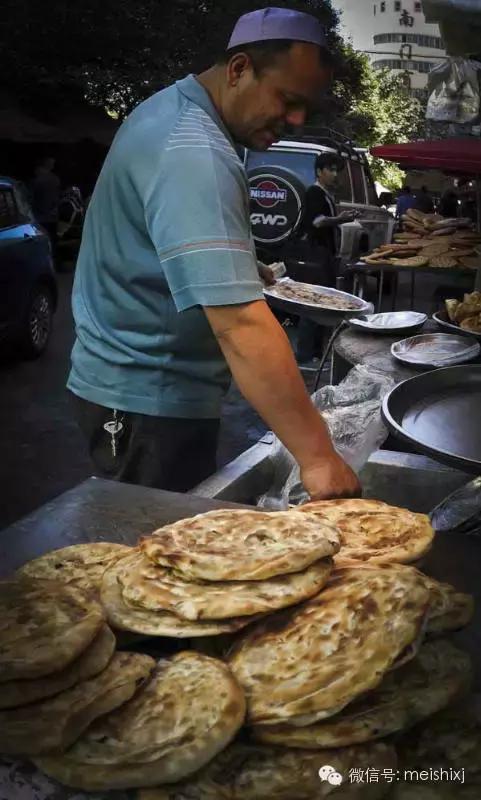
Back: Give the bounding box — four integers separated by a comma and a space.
398, 695, 481, 784
228, 564, 430, 726
420, 574, 474, 635
0, 652, 154, 755
141, 509, 340, 581
0, 623, 115, 710
117, 550, 333, 621
298, 499, 434, 565
35, 652, 245, 791
101, 564, 263, 637
17, 542, 133, 596
253, 640, 472, 748
0, 578, 104, 683
137, 741, 396, 800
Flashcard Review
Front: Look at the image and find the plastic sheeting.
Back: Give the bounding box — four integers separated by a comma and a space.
257, 365, 395, 510
427, 57, 481, 123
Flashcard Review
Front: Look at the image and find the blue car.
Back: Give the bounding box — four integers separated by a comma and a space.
0, 177, 57, 357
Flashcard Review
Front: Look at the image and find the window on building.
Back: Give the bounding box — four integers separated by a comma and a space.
380, 1, 386, 11
414, 1, 422, 11
374, 32, 443, 49
394, 1, 401, 10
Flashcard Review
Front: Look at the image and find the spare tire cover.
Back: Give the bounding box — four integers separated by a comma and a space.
247, 166, 306, 246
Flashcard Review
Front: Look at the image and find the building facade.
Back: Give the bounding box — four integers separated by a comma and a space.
334, 0, 446, 100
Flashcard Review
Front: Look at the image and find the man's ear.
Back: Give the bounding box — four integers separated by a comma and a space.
227, 52, 253, 87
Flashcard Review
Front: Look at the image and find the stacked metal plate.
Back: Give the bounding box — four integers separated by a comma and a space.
391, 333, 480, 368
349, 311, 427, 336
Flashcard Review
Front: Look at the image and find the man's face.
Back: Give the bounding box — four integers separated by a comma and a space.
317, 165, 338, 188
223, 43, 331, 150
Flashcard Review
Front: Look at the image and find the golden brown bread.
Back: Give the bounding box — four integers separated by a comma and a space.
35, 652, 246, 790
117, 550, 333, 621
252, 640, 472, 748
228, 564, 430, 726
298, 499, 434, 565
0, 578, 104, 682
141, 509, 340, 581
0, 624, 115, 709
0, 652, 155, 755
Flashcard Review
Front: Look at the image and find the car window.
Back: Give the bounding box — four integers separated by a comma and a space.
350, 161, 366, 204
246, 150, 317, 187
0, 189, 18, 229
334, 162, 353, 204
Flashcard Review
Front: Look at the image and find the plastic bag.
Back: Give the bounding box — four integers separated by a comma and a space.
257, 365, 395, 510
427, 57, 481, 124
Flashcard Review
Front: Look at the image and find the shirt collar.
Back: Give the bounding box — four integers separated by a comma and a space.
176, 74, 237, 151
316, 181, 336, 204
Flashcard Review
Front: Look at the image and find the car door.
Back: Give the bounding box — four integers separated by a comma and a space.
0, 185, 47, 336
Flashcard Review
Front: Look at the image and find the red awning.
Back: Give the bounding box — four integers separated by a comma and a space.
371, 139, 481, 176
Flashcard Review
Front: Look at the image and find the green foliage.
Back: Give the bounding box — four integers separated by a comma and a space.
339, 52, 424, 189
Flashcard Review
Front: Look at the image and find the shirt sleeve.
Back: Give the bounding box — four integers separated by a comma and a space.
143, 143, 263, 312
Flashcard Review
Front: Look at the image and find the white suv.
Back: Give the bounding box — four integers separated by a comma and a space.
245, 129, 394, 270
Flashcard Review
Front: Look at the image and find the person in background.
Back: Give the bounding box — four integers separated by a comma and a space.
414, 185, 434, 214
439, 189, 459, 219
395, 185, 416, 221
30, 156, 61, 257
296, 153, 357, 365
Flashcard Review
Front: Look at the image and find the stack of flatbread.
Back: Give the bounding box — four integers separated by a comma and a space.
297, 498, 435, 566
445, 291, 481, 334
136, 740, 397, 799
99, 509, 340, 638
229, 563, 473, 751
35, 651, 246, 791
0, 577, 153, 755
361, 208, 480, 270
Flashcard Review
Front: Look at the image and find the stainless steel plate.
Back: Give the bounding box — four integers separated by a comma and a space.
433, 310, 481, 342
264, 278, 372, 326
349, 311, 427, 335
391, 333, 480, 368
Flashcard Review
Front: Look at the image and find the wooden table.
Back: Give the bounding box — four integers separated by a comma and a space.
1, 478, 480, 799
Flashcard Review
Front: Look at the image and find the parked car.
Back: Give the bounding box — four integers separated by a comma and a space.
0, 177, 57, 358
245, 128, 395, 273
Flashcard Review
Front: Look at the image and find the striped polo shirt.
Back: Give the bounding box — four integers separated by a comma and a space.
68, 75, 263, 418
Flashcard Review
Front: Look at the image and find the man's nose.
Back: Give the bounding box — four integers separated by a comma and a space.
285, 109, 306, 127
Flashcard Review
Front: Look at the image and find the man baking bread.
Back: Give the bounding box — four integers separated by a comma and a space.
67, 7, 360, 500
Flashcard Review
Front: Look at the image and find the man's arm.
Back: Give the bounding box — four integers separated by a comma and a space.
204, 300, 360, 500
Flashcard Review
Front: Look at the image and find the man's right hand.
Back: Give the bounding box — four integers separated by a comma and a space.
301, 452, 361, 501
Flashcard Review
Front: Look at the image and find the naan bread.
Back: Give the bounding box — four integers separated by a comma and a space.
298, 499, 434, 565
398, 695, 481, 784
0, 624, 115, 709
101, 565, 262, 637
0, 652, 154, 755
17, 542, 132, 596
253, 640, 472, 748
228, 564, 430, 726
141, 509, 340, 581
137, 741, 396, 799
36, 652, 245, 790
117, 550, 333, 621
0, 578, 104, 682
421, 575, 474, 635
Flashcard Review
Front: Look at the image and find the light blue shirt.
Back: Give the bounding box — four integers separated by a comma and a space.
67, 75, 263, 418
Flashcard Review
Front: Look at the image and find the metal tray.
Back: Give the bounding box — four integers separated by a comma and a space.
348, 311, 427, 335
433, 309, 481, 342
382, 365, 481, 473
264, 278, 372, 326
391, 333, 480, 368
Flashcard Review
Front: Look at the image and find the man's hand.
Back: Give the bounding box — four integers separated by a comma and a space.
301, 452, 361, 501
257, 262, 276, 286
